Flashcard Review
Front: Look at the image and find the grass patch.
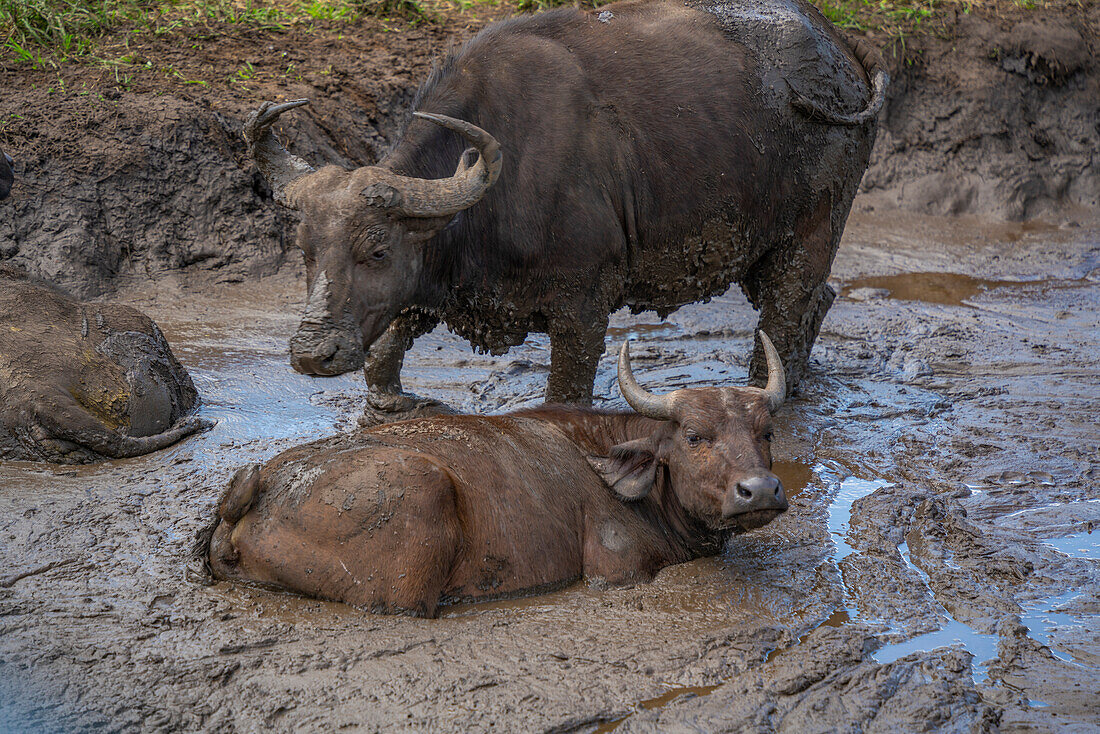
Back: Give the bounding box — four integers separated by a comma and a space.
0, 0, 445, 61
0, 0, 1054, 67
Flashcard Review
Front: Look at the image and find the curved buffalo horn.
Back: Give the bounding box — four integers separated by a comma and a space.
617, 341, 676, 420
243, 99, 316, 206
755, 331, 786, 412
383, 112, 502, 218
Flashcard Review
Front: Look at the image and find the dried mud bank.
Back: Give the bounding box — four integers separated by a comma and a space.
0, 212, 1097, 731
858, 3, 1099, 221
0, 21, 470, 298
0, 3, 1097, 297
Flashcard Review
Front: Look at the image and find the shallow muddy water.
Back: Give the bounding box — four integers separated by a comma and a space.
1, 211, 1098, 731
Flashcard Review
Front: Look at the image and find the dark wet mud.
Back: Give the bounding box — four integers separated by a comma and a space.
1, 211, 1098, 731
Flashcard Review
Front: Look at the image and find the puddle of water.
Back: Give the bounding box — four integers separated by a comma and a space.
772, 460, 814, 502
824, 472, 892, 564
842, 272, 1003, 306
1041, 529, 1099, 560
606, 322, 681, 340
873, 620, 1000, 678
593, 683, 722, 733
874, 539, 1000, 681
186, 359, 361, 452
840, 272, 1090, 307
1019, 590, 1097, 669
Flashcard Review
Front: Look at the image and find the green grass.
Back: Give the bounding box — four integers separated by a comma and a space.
0, 0, 440, 61
0, 0, 139, 51
0, 0, 1052, 66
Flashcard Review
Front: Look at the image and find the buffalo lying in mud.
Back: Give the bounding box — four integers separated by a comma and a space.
246, 0, 886, 415
0, 266, 211, 463
207, 333, 789, 617
0, 147, 12, 200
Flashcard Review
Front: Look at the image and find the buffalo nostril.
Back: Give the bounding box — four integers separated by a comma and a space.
737, 485, 753, 499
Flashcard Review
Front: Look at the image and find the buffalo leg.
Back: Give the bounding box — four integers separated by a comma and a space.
363, 313, 436, 393
360, 313, 454, 426
546, 316, 608, 404
743, 198, 839, 393
32, 396, 211, 460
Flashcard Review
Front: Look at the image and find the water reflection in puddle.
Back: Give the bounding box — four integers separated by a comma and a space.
873, 620, 1000, 679
825, 473, 892, 564
841, 272, 1091, 307
1019, 590, 1097, 669
1042, 529, 1098, 560
606, 322, 681, 340
842, 272, 1011, 306
594, 684, 721, 733
874, 539, 999, 680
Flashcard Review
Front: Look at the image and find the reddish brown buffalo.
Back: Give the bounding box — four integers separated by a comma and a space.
207, 334, 789, 616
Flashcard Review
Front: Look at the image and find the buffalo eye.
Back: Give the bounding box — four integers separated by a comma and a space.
684, 431, 707, 448
356, 226, 390, 263
763, 431, 774, 442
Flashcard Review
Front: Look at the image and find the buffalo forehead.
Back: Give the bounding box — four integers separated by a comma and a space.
673, 387, 769, 425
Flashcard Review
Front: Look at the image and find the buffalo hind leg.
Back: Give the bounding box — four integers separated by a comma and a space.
743, 198, 839, 394
360, 312, 454, 426
32, 396, 211, 461
547, 315, 608, 405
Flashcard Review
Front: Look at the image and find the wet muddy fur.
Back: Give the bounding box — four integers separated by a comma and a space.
0, 265, 210, 462
259, 0, 883, 407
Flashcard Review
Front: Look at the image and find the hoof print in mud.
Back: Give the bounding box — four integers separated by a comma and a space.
208, 336, 789, 617
0, 265, 210, 463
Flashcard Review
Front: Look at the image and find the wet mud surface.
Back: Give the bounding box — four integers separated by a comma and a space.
1, 210, 1097, 731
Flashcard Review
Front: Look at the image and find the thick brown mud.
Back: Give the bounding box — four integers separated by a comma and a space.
1, 210, 1097, 731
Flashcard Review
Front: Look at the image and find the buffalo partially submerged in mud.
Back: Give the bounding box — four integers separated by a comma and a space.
246, 0, 885, 415
207, 333, 789, 616
0, 266, 210, 463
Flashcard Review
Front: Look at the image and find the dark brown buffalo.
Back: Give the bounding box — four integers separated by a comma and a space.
0, 265, 211, 463
207, 333, 790, 616
245, 0, 885, 416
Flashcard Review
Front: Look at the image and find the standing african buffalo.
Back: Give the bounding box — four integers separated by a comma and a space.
245, 0, 886, 416
0, 265, 211, 463
206, 333, 790, 616
0, 147, 13, 200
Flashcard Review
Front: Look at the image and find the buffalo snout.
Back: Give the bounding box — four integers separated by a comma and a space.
722, 472, 788, 528
289, 330, 364, 376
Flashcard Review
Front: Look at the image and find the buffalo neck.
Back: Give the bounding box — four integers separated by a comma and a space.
381, 118, 492, 310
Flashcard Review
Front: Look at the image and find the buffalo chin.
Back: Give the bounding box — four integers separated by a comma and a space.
721, 509, 785, 534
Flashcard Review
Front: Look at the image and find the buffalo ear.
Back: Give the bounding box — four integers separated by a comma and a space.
587, 438, 658, 501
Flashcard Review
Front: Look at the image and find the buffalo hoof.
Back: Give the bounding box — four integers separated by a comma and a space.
358, 390, 456, 427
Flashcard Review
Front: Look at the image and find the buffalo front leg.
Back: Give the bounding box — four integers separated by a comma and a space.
743, 199, 840, 394
360, 313, 454, 427
546, 316, 609, 405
